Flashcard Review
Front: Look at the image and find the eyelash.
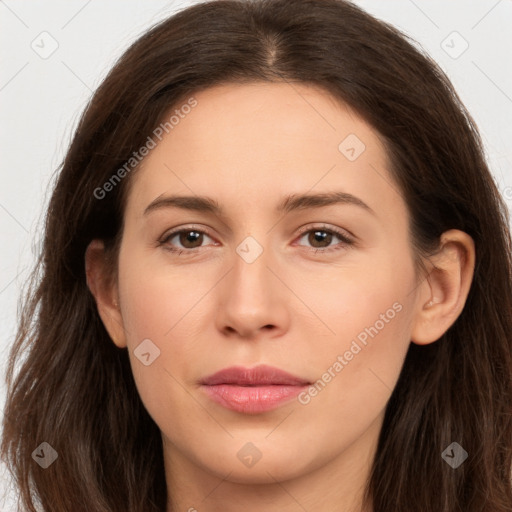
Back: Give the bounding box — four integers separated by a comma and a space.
158, 224, 355, 256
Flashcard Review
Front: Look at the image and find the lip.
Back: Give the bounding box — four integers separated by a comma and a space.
200, 364, 311, 414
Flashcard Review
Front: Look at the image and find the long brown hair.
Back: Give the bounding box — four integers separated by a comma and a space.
2, 1, 511, 510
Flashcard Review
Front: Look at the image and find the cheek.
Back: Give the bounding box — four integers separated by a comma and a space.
290, 310, 411, 469
117, 272, 208, 447
117, 241, 215, 342
293, 258, 415, 436
290, 251, 413, 355
115, 247, 212, 416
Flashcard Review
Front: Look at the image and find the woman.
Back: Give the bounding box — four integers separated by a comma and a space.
2, 0, 511, 511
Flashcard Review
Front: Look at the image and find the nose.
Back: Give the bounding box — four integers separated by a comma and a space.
215, 241, 290, 340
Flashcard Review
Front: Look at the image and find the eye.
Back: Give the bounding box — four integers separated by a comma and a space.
295, 225, 354, 253
158, 226, 217, 254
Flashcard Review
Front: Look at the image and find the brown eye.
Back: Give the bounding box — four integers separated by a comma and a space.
307, 230, 334, 248
296, 227, 353, 252
160, 228, 216, 253
177, 230, 203, 248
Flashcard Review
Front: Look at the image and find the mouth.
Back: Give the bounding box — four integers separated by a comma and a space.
200, 364, 311, 414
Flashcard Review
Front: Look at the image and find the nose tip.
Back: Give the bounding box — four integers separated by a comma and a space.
215, 247, 290, 339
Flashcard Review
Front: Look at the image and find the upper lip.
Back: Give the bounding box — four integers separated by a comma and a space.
200, 364, 311, 386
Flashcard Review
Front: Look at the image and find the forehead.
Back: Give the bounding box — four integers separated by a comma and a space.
124, 81, 406, 224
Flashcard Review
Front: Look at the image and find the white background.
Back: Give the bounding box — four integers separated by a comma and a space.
1, 0, 511, 508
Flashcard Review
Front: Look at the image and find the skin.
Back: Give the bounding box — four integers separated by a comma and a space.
86, 82, 475, 512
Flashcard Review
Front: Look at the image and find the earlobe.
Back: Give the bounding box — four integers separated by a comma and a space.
410, 229, 475, 345
85, 239, 127, 348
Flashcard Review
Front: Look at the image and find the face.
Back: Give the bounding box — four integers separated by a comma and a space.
112, 82, 421, 485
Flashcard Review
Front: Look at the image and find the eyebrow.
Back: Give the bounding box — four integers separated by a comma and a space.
143, 191, 376, 216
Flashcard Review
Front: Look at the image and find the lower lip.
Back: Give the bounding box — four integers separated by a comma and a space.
201, 384, 308, 414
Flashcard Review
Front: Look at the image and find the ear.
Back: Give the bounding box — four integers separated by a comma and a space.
85, 239, 127, 348
411, 229, 475, 345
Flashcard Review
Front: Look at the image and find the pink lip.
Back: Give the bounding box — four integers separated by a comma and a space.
200, 364, 310, 414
